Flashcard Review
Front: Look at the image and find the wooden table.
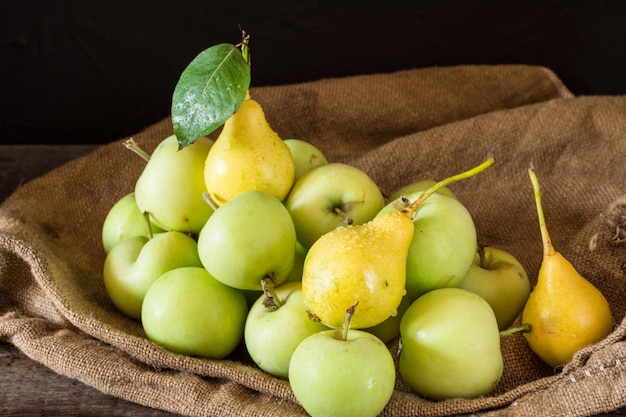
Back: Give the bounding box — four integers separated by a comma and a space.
1, 144, 625, 417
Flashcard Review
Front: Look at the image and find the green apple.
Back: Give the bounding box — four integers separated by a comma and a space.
284, 139, 328, 182
101, 192, 165, 253
103, 231, 203, 319
244, 281, 329, 379
135, 134, 214, 234
458, 246, 531, 330
399, 287, 503, 400
378, 191, 477, 300
285, 163, 385, 249
388, 179, 456, 202
197, 190, 296, 291
289, 329, 396, 417
243, 242, 307, 307
141, 266, 248, 359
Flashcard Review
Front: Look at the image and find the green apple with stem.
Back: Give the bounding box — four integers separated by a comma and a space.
141, 266, 248, 359
197, 190, 296, 291
285, 163, 385, 249
458, 245, 531, 330
284, 139, 328, 182
130, 134, 215, 234
103, 231, 203, 319
101, 192, 165, 253
244, 281, 329, 379
289, 303, 396, 417
378, 191, 477, 301
399, 287, 503, 400
243, 241, 307, 307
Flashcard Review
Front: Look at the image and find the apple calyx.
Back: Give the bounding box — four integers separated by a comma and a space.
124, 138, 151, 162
402, 157, 496, 219
499, 323, 530, 338
342, 302, 359, 341
261, 276, 283, 310
387, 196, 411, 212
398, 196, 411, 208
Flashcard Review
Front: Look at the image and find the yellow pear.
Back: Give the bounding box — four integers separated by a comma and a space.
204, 93, 295, 205
522, 166, 615, 368
302, 158, 494, 329
302, 209, 414, 329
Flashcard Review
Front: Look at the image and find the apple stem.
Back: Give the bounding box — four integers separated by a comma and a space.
528, 165, 556, 258
342, 302, 359, 341
142, 211, 154, 239
403, 157, 495, 217
499, 323, 530, 338
202, 192, 220, 211
334, 207, 354, 225
123, 138, 151, 162
261, 276, 283, 310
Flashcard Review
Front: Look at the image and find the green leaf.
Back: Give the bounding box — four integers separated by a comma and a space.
171, 43, 251, 149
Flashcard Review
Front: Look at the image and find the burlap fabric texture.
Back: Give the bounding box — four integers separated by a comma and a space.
1, 65, 626, 417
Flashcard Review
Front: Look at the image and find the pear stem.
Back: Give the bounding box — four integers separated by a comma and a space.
238, 29, 251, 66
499, 323, 530, 338
261, 276, 283, 310
123, 138, 151, 162
528, 165, 555, 258
342, 302, 359, 341
403, 157, 495, 217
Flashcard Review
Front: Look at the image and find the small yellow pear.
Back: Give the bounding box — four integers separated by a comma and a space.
302, 209, 415, 329
302, 158, 495, 329
204, 93, 295, 205
522, 167, 615, 368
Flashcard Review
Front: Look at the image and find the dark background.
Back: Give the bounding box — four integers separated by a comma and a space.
2, 0, 626, 145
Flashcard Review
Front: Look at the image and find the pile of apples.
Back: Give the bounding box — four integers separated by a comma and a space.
100, 37, 616, 417
101, 93, 526, 416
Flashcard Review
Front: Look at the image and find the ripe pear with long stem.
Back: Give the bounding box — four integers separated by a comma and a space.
302, 158, 495, 329
521, 166, 615, 368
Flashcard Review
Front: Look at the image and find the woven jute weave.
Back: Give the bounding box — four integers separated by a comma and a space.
2, 65, 626, 417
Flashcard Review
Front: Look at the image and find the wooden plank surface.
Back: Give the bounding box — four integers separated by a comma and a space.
0, 342, 181, 417
1, 145, 625, 417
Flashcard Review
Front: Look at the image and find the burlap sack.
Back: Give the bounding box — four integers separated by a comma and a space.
2, 64, 626, 417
